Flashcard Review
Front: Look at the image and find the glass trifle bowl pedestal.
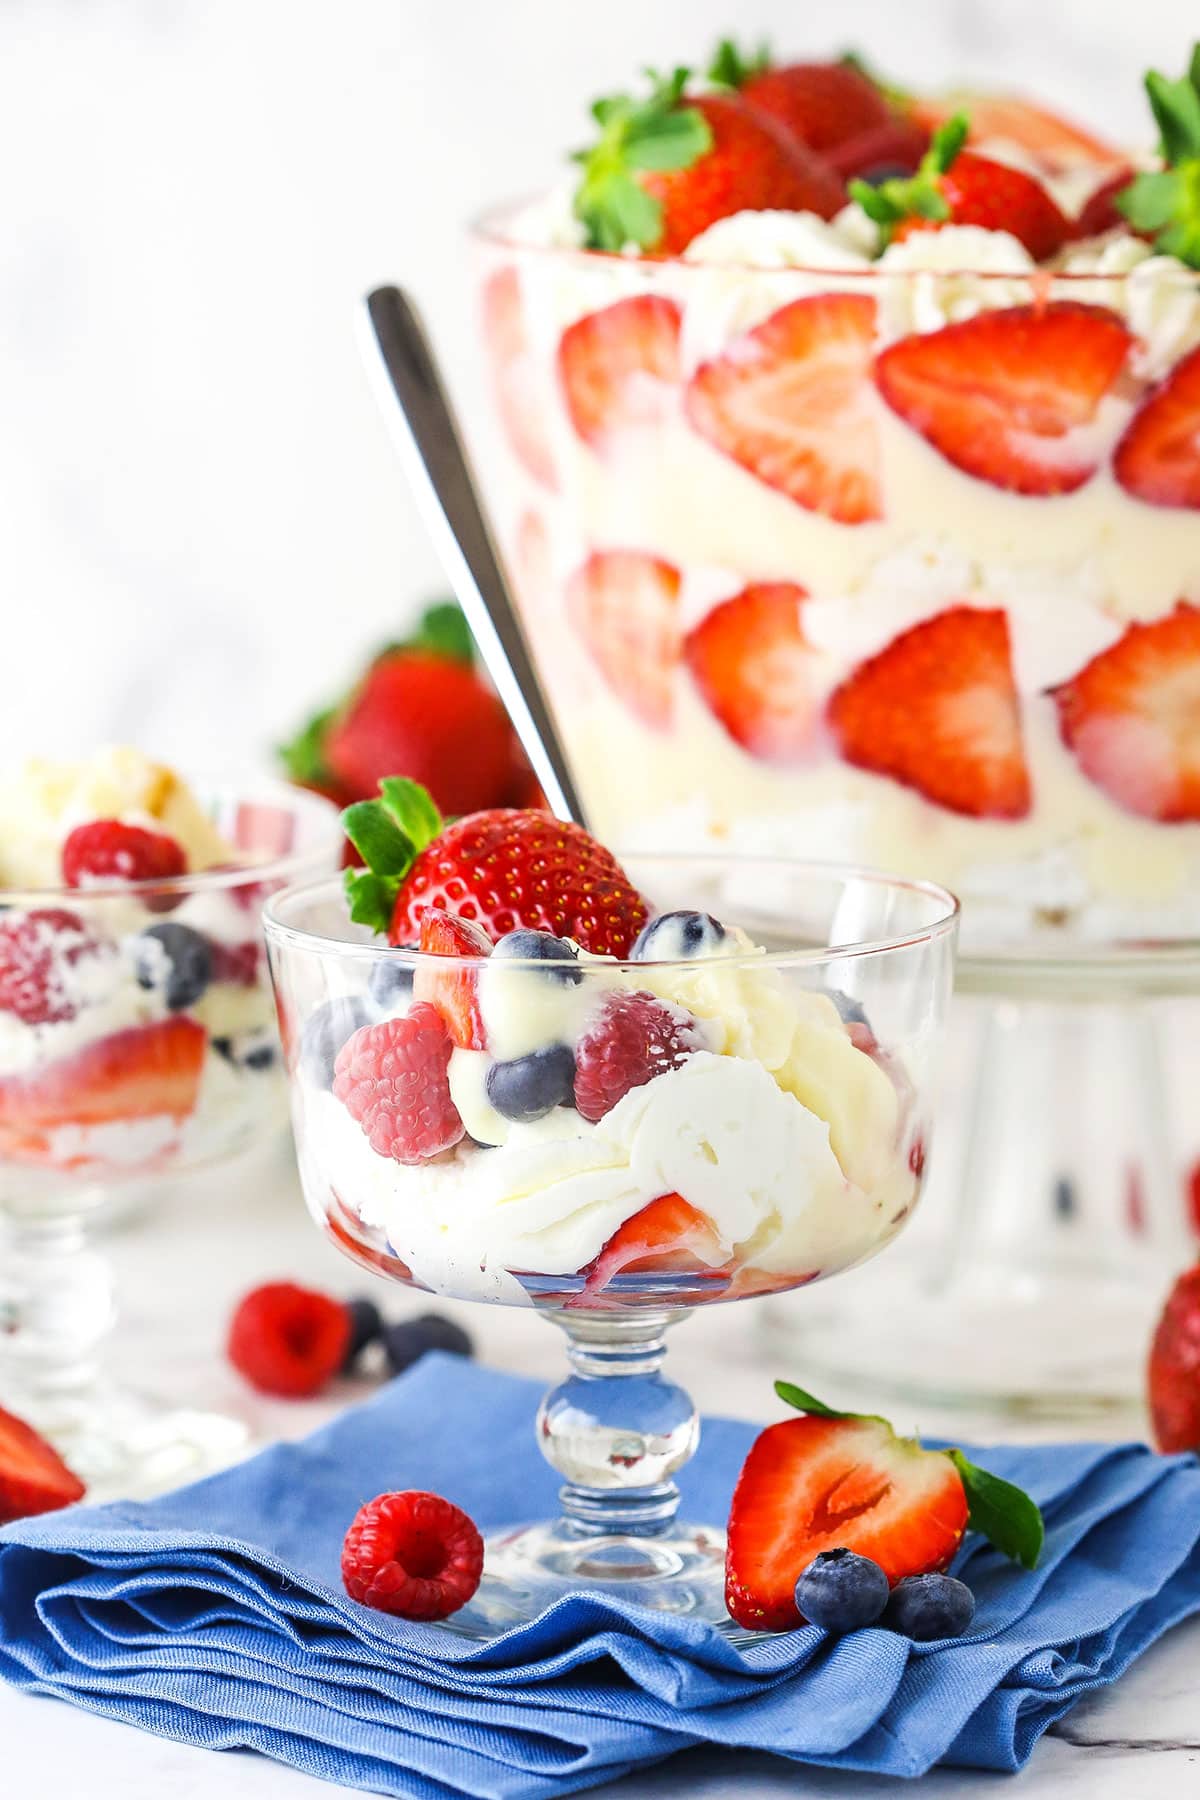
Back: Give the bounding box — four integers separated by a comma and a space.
0, 780, 342, 1499
266, 857, 957, 1635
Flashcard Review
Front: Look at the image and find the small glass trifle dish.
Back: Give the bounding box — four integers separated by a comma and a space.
264, 782, 957, 1634
0, 749, 342, 1496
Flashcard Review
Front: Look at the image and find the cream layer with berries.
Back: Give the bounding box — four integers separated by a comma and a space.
0, 750, 281, 1178
304, 929, 918, 1307
477, 203, 1200, 942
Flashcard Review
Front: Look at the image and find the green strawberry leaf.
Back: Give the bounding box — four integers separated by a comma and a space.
278, 706, 337, 789
707, 37, 770, 91
571, 68, 712, 252
1120, 47, 1200, 270
774, 1381, 889, 1428
377, 777, 442, 852
847, 112, 967, 246
947, 1449, 1044, 1570
343, 868, 397, 935
408, 600, 474, 664
341, 801, 415, 877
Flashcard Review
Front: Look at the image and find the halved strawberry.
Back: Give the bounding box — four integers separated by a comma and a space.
0, 1407, 86, 1523
558, 296, 682, 452
684, 583, 821, 762
566, 550, 682, 729
1069, 166, 1138, 240
583, 1192, 728, 1294
686, 294, 882, 524
0, 1017, 207, 1157
1113, 345, 1200, 512
726, 1413, 969, 1630
876, 303, 1132, 496
909, 92, 1120, 168
480, 266, 557, 491
1051, 604, 1200, 821
828, 606, 1032, 819
412, 911, 491, 1049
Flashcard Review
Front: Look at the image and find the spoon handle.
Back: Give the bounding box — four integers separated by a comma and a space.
361, 285, 589, 829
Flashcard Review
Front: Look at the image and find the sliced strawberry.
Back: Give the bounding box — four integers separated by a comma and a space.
480, 266, 557, 491
684, 583, 821, 762
412, 911, 491, 1049
0, 1018, 207, 1156
910, 92, 1120, 168
0, 1407, 86, 1523
583, 1192, 728, 1295
876, 303, 1132, 496
725, 1413, 968, 1630
686, 294, 882, 525
1051, 604, 1200, 821
566, 550, 682, 729
558, 296, 682, 452
828, 606, 1031, 819
1113, 345, 1200, 512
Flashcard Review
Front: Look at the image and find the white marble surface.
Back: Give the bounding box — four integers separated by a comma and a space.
3, 1134, 1198, 1797
0, 0, 1196, 772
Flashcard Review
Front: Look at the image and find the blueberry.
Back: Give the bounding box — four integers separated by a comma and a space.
825, 987, 871, 1028
342, 1296, 384, 1370
883, 1573, 976, 1641
855, 159, 918, 184
135, 922, 212, 1010
486, 1044, 576, 1122
794, 1548, 890, 1634
299, 996, 372, 1089
369, 953, 415, 1010
631, 910, 727, 961
492, 928, 581, 983
382, 1311, 474, 1377
212, 1035, 234, 1063
243, 1041, 276, 1071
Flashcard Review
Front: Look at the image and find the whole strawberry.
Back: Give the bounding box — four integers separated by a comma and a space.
572, 67, 843, 257
280, 603, 532, 816
1149, 1264, 1200, 1452
342, 777, 648, 957
850, 114, 1068, 261
708, 39, 893, 155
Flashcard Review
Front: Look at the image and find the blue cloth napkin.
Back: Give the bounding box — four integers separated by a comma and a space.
2, 1354, 1200, 1798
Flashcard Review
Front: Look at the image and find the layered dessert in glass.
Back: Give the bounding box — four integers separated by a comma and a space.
471, 48, 1200, 949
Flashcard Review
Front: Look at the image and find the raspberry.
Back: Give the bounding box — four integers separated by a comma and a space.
227, 1282, 351, 1398
573, 989, 706, 1122
333, 1004, 464, 1164
341, 1490, 484, 1620
61, 820, 187, 887
209, 939, 261, 985
0, 908, 94, 1026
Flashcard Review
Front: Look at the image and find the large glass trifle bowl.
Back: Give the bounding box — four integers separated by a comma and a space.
265, 856, 957, 1634
0, 779, 342, 1495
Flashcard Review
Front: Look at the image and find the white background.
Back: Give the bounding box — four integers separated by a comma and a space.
0, 0, 1193, 775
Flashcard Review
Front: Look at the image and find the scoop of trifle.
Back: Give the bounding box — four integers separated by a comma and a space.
471, 41, 1200, 946
276, 781, 936, 1308
0, 749, 299, 1177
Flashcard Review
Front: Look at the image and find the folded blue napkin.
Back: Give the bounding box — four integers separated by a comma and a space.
2, 1354, 1199, 1798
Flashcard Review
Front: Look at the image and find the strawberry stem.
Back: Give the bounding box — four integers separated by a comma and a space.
342, 778, 444, 936
707, 37, 771, 90
848, 112, 969, 246
1117, 45, 1200, 268
572, 67, 713, 252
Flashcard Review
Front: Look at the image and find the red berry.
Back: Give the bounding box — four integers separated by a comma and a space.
0, 908, 95, 1026
584, 1191, 728, 1295
209, 939, 262, 985
480, 265, 558, 491
412, 911, 491, 1049
333, 1004, 464, 1164
558, 296, 683, 453
389, 812, 648, 959
573, 990, 706, 1123
0, 1405, 86, 1523
684, 582, 819, 762
566, 551, 682, 731
227, 1282, 352, 1398
341, 1490, 484, 1620
61, 820, 187, 887
1113, 344, 1200, 513
1149, 1264, 1200, 1452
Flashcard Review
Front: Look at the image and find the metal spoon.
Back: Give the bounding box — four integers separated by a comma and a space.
359, 285, 589, 829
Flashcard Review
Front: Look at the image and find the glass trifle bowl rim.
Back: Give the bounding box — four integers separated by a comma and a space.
264, 851, 958, 1640
262, 853, 960, 966
470, 195, 1192, 285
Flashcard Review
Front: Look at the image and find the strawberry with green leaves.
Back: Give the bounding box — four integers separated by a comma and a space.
850, 114, 1069, 260
280, 603, 534, 817
572, 67, 844, 257
725, 1383, 1044, 1631
707, 40, 894, 155
1116, 45, 1200, 269
342, 777, 648, 956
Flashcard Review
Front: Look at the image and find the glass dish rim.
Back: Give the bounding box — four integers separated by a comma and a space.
262, 856, 960, 970
0, 777, 343, 906
469, 196, 1191, 284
